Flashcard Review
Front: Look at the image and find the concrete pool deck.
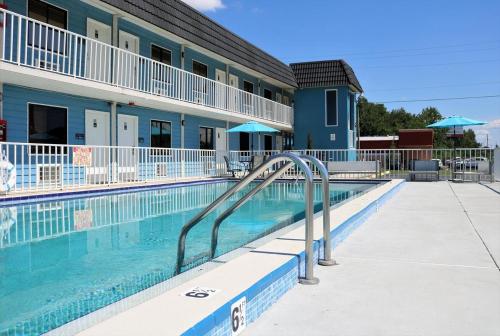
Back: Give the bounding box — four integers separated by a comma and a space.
245, 181, 500, 336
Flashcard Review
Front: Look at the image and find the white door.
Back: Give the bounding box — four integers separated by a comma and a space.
117, 114, 138, 180
86, 19, 112, 82
215, 127, 227, 175
228, 74, 239, 111
229, 74, 238, 88
215, 69, 227, 108
118, 30, 140, 88
85, 110, 110, 182
276, 135, 283, 151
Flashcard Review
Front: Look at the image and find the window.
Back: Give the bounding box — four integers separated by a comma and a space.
28, 0, 68, 54
283, 96, 290, 106
243, 81, 254, 94
151, 45, 171, 65
349, 94, 355, 131
325, 90, 338, 126
192, 61, 208, 78
240, 132, 250, 151
199, 127, 214, 150
151, 120, 172, 148
28, 0, 67, 29
29, 104, 67, 153
264, 135, 273, 151
264, 89, 273, 100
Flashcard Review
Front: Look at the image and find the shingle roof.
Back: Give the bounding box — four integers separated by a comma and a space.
290, 60, 363, 92
100, 0, 297, 88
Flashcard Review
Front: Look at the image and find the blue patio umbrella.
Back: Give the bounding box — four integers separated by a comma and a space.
226, 121, 279, 153
426, 116, 487, 129
426, 116, 487, 178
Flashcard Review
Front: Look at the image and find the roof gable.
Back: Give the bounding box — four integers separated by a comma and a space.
290, 60, 363, 92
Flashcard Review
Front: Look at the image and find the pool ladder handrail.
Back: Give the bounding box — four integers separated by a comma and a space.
209, 155, 336, 267
175, 152, 322, 284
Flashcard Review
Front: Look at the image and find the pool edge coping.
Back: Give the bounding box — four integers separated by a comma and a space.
72, 179, 405, 336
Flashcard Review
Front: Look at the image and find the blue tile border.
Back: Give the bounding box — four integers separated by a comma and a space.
182, 180, 405, 336
0, 178, 230, 207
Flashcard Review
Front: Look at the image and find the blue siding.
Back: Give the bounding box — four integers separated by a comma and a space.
116, 105, 182, 148
8, 0, 113, 36
117, 20, 182, 69
3, 85, 110, 144
184, 115, 226, 149
184, 48, 226, 81
293, 85, 353, 150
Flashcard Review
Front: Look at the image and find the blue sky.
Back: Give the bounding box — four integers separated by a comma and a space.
184, 0, 500, 147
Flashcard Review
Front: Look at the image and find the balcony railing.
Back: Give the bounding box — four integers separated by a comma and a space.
0, 9, 293, 126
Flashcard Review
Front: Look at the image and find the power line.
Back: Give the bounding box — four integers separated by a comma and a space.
331, 40, 500, 57
375, 94, 500, 104
358, 58, 500, 69
348, 46, 500, 61
368, 80, 500, 92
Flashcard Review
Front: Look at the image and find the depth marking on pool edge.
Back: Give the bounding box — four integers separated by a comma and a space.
181, 287, 221, 299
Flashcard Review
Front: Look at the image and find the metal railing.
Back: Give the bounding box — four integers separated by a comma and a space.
176, 153, 323, 284
0, 142, 218, 193
228, 148, 495, 181
0, 8, 293, 125
0, 143, 495, 194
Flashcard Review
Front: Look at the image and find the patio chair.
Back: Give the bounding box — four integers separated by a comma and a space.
224, 156, 248, 177
250, 154, 270, 176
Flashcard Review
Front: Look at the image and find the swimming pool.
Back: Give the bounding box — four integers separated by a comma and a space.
0, 180, 376, 335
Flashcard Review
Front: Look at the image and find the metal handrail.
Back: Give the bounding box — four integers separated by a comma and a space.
299, 155, 337, 266
175, 152, 319, 284
209, 163, 293, 258
209, 155, 336, 267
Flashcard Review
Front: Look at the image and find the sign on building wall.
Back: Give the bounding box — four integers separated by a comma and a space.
73, 147, 92, 166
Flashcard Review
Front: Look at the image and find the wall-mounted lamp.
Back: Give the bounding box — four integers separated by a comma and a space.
181, 119, 185, 126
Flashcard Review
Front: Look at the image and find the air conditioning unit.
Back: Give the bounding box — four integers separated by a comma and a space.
37, 164, 61, 186
156, 163, 168, 177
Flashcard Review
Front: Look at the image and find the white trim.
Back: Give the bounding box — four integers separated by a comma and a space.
192, 59, 209, 78
82, 0, 295, 89
150, 43, 172, 65
1, 63, 292, 131
243, 80, 254, 93
150, 118, 173, 148
26, 0, 69, 29
26, 102, 69, 145
199, 125, 215, 150
85, 109, 110, 146
86, 18, 112, 42
324, 89, 338, 127
229, 74, 239, 89
263, 88, 273, 100
118, 30, 140, 53
215, 68, 226, 84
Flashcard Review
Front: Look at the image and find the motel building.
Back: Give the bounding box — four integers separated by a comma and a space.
0, 0, 362, 191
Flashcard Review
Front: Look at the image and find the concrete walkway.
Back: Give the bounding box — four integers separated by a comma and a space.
245, 182, 500, 336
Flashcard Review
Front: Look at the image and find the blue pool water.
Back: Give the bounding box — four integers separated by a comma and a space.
0, 181, 375, 335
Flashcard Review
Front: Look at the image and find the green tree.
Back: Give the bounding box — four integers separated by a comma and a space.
357, 99, 481, 148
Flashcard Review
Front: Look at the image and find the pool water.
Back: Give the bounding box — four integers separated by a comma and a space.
0, 181, 375, 335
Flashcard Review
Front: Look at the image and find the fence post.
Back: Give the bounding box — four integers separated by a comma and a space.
494, 147, 500, 182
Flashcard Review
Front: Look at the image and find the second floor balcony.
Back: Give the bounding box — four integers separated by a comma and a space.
0, 8, 293, 127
